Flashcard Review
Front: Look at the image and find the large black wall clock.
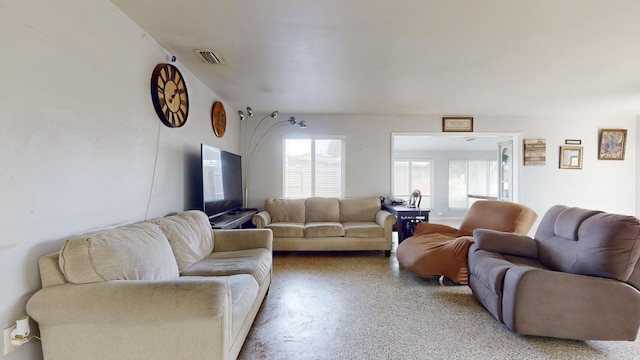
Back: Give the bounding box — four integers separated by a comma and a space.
150, 63, 189, 127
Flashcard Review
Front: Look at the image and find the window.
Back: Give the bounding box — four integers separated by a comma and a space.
284, 138, 344, 198
448, 159, 498, 209
393, 160, 433, 208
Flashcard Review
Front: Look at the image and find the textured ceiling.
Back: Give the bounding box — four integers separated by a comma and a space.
112, 0, 640, 117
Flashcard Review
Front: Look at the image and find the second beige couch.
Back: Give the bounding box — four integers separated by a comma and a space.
252, 197, 395, 256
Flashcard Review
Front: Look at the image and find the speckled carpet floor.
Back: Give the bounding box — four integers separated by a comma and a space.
238, 250, 640, 360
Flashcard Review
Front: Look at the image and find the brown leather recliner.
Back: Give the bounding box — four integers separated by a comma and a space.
396, 200, 538, 284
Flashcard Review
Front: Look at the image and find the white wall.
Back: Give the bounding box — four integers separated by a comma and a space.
637, 117, 640, 216
248, 114, 637, 231
1, 2, 638, 359
0, 1, 240, 358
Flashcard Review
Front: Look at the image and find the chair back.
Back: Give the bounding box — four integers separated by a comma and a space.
535, 205, 640, 283
458, 200, 538, 236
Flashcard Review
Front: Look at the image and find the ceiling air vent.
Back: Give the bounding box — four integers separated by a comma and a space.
194, 49, 225, 64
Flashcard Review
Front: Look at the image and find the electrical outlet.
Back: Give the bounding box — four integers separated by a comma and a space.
4, 324, 19, 355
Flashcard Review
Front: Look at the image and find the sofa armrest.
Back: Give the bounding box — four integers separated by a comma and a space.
375, 210, 396, 242
213, 228, 273, 252
27, 278, 231, 359
375, 210, 396, 228
252, 211, 271, 228
27, 278, 230, 325
473, 229, 538, 259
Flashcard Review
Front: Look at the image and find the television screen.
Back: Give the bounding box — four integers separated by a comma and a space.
201, 144, 243, 219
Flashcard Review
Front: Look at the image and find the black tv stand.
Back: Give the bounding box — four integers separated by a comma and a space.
209, 209, 257, 229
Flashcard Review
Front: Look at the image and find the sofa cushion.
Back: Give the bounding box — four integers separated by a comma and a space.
339, 197, 381, 223
343, 222, 384, 238
59, 222, 179, 284
267, 223, 304, 238
537, 206, 640, 281
305, 197, 340, 223
572, 213, 640, 280
147, 210, 214, 272
554, 206, 602, 240
181, 248, 272, 286
304, 222, 345, 237
265, 198, 305, 223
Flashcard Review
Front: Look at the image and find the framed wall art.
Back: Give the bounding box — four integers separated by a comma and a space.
523, 138, 546, 166
442, 117, 473, 132
559, 146, 583, 169
598, 129, 627, 160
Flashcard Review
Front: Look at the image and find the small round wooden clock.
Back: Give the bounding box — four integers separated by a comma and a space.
150, 63, 189, 128
211, 101, 226, 137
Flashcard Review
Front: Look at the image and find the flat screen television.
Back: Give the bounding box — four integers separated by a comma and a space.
200, 144, 243, 219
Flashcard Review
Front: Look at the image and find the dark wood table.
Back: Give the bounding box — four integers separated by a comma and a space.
209, 209, 257, 229
382, 204, 430, 243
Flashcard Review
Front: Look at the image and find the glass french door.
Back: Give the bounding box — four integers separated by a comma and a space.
498, 141, 513, 201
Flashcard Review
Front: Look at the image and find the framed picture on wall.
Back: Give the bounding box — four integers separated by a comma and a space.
559, 146, 583, 169
442, 117, 473, 132
598, 129, 627, 160
523, 138, 546, 166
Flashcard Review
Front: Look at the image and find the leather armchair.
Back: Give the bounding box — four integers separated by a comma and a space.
396, 200, 537, 284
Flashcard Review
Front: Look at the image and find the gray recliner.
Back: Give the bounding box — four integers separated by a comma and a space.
468, 205, 640, 341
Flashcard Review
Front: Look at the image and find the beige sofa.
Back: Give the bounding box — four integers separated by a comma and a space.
26, 210, 272, 360
252, 197, 395, 256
